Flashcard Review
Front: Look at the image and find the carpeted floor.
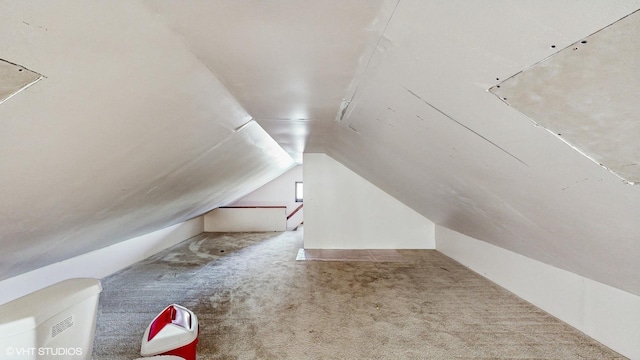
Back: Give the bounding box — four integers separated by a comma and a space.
93, 230, 624, 359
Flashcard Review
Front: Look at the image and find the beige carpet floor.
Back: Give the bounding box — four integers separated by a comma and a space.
93, 230, 624, 359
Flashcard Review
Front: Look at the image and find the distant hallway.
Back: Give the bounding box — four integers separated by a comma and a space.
94, 231, 622, 359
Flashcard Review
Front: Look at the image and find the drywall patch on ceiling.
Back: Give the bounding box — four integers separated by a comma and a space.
0, 59, 43, 105
490, 9, 640, 184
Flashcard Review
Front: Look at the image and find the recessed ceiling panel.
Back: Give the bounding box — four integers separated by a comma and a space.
0, 59, 42, 105
491, 10, 640, 184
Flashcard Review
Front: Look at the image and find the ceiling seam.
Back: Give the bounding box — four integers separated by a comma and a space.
337, 0, 401, 123
403, 86, 529, 167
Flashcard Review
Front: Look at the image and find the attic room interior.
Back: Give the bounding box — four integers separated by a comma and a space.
1, 1, 639, 359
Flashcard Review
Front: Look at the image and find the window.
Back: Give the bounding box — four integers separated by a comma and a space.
295, 182, 303, 202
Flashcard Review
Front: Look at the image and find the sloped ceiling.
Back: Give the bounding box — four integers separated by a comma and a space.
140, 0, 388, 163
2, 0, 640, 299
0, 1, 298, 280
325, 1, 640, 296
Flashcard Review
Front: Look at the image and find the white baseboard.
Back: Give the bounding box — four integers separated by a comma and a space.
435, 225, 640, 360
0, 216, 204, 305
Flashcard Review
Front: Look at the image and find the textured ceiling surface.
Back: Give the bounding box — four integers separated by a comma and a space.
1, 1, 640, 297
0, 58, 41, 104
491, 9, 640, 184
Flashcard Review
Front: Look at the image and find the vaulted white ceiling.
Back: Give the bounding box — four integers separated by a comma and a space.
1, 1, 639, 297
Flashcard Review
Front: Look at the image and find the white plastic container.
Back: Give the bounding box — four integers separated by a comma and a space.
0, 278, 102, 360
140, 304, 198, 360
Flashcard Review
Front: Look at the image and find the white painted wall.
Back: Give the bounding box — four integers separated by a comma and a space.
231, 165, 303, 216
226, 165, 304, 230
0, 217, 203, 305
303, 153, 434, 249
204, 207, 286, 232
436, 225, 640, 360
